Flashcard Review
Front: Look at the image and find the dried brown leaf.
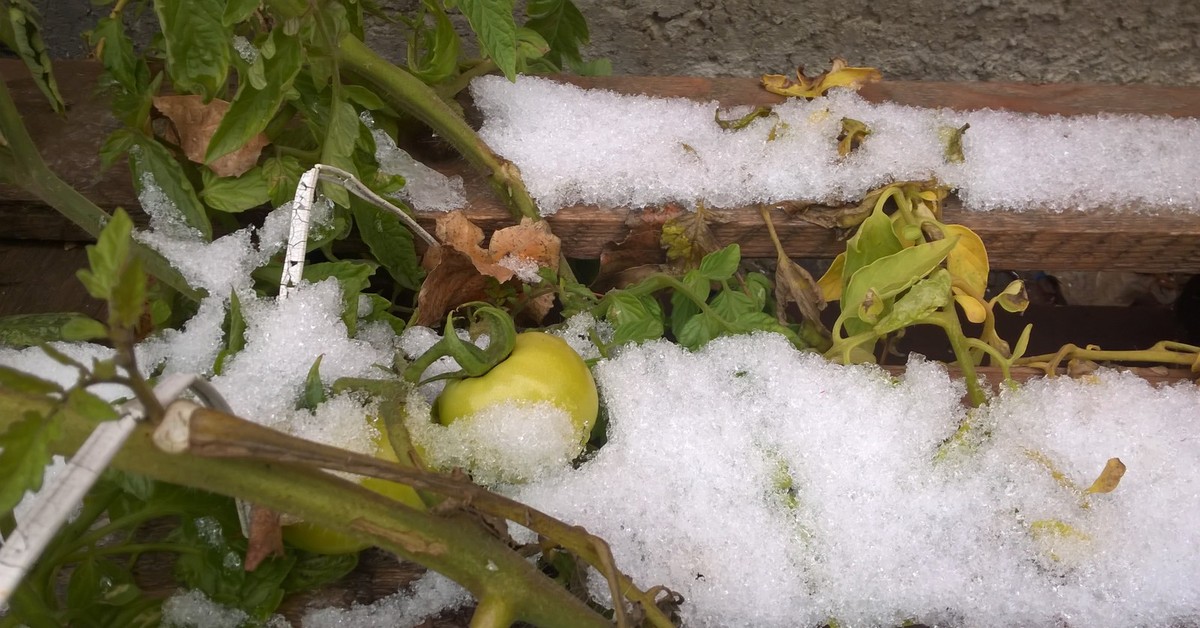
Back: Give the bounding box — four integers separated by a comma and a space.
593, 207, 679, 291
416, 247, 490, 326
1085, 458, 1127, 494
762, 58, 882, 100
244, 505, 283, 572
661, 204, 728, 270
152, 95, 269, 177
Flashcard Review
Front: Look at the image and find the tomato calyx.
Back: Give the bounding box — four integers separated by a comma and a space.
403, 304, 517, 385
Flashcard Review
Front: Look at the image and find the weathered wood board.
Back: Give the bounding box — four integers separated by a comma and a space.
3, 61, 1200, 272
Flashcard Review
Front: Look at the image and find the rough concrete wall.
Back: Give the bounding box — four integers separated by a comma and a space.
30, 0, 1200, 85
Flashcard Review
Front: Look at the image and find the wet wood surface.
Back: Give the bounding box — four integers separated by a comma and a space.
4, 62, 1200, 271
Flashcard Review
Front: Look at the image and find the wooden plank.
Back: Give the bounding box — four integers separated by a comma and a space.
3, 61, 1200, 271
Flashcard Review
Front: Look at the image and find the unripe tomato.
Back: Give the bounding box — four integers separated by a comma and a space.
434, 332, 598, 442
282, 417, 425, 554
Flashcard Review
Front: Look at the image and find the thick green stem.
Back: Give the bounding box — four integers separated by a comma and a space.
0, 393, 610, 628
0, 76, 201, 302
470, 595, 517, 628
923, 310, 988, 407
335, 34, 540, 220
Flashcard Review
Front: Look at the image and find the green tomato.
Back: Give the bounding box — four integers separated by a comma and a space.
282, 416, 425, 555
434, 331, 598, 442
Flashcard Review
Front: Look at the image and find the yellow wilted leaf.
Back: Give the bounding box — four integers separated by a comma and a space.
944, 224, 989, 298
837, 118, 870, 157
762, 58, 882, 100
952, 288, 988, 324
1024, 448, 1082, 493
817, 253, 846, 302
1085, 458, 1126, 494
1030, 519, 1091, 541
994, 279, 1030, 314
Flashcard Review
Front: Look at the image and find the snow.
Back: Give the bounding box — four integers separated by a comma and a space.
361, 112, 466, 212
473, 75, 1200, 215
302, 571, 469, 627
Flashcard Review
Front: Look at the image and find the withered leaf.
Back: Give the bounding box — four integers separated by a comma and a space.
776, 256, 829, 335
153, 95, 269, 177
416, 247, 491, 327
941, 123, 970, 164
661, 203, 727, 271
761, 58, 882, 100
1085, 457, 1126, 494
244, 505, 284, 572
837, 117, 871, 157
593, 207, 679, 292
714, 105, 773, 131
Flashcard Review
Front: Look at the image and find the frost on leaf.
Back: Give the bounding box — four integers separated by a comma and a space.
761, 58, 882, 100
417, 212, 560, 325
153, 95, 269, 177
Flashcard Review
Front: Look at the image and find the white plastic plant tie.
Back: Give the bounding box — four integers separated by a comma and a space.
0, 374, 232, 606
279, 164, 438, 299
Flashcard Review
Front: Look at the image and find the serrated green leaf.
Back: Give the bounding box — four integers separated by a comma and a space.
200, 166, 270, 212
0, 313, 106, 347
99, 128, 138, 170
677, 312, 722, 350
77, 208, 135, 301
87, 16, 139, 94
0, 409, 62, 514
171, 514, 295, 620
605, 292, 663, 346
525, 0, 588, 67
360, 294, 406, 334
668, 271, 708, 336
457, 0, 518, 80
1, 0, 65, 113
709, 289, 759, 321
153, 0, 231, 101
67, 557, 141, 614
129, 136, 213, 240
299, 354, 326, 411
349, 199, 424, 292
342, 84, 387, 112
514, 26, 550, 70
697, 243, 740, 281
262, 154, 306, 207
281, 550, 358, 593
320, 100, 361, 208
110, 257, 148, 330
406, 0, 460, 83
213, 290, 245, 375
206, 28, 302, 163
222, 0, 260, 25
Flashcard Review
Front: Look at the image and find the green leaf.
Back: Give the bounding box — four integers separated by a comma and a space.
76, 208, 135, 301
668, 271, 708, 337
320, 100, 361, 208
697, 244, 740, 282
200, 167, 270, 212
605, 292, 664, 346
677, 312, 721, 350
65, 387, 120, 423
525, 0, 589, 67
299, 355, 326, 411
842, 197, 903, 300
0, 365, 61, 396
0, 313, 107, 347
0, 409, 62, 514
87, 16, 140, 93
709, 289, 759, 321
153, 0, 231, 101
342, 84, 387, 112
0, 0, 65, 113
129, 136, 213, 240
222, 0, 260, 25
281, 551, 358, 593
349, 198, 424, 292
514, 26, 550, 70
262, 154, 306, 207
172, 515, 295, 620
109, 257, 148, 330
406, 0, 460, 84
360, 294, 406, 334
99, 128, 138, 170
206, 28, 302, 163
67, 557, 141, 614
213, 290, 246, 375
840, 236, 959, 335
871, 268, 952, 335
457, 0, 519, 80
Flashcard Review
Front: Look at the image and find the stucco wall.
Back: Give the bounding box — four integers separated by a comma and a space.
31, 0, 1200, 85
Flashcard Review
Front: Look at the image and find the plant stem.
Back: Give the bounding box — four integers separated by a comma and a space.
438, 58, 498, 99
0, 76, 201, 302
470, 595, 517, 628
334, 34, 540, 220
922, 310, 988, 407
0, 393, 612, 628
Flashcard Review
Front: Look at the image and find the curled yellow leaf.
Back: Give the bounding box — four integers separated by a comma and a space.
762, 58, 882, 100
945, 224, 989, 298
952, 288, 988, 324
817, 253, 846, 302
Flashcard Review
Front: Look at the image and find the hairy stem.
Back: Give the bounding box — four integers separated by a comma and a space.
335, 34, 539, 220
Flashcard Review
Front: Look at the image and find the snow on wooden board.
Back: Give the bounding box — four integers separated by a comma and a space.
473, 75, 1200, 215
